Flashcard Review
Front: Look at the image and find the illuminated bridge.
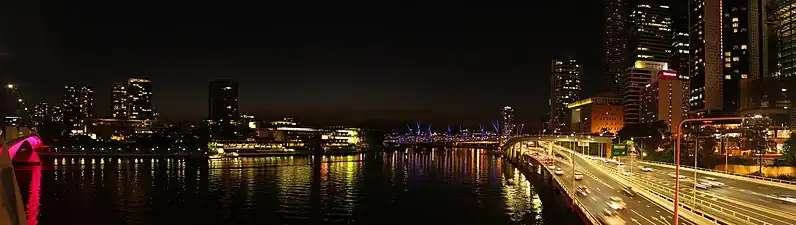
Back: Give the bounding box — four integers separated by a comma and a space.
2, 134, 45, 164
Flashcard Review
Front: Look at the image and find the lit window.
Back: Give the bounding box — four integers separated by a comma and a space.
741, 45, 747, 49
733, 57, 740, 61
725, 75, 732, 80
725, 52, 732, 56
725, 63, 732, 67
732, 18, 738, 22
741, 74, 748, 79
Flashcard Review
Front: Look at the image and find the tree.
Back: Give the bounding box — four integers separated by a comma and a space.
783, 132, 796, 165
743, 116, 773, 173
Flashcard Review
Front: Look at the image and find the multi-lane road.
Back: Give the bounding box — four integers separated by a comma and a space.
521, 144, 700, 225
537, 141, 796, 225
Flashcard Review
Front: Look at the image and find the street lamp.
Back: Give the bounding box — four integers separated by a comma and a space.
674, 117, 743, 225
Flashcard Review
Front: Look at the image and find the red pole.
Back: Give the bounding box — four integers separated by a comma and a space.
674, 116, 742, 225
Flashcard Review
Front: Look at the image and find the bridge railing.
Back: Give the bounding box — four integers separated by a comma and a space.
531, 155, 602, 224
541, 142, 747, 225
593, 161, 767, 225
638, 160, 796, 187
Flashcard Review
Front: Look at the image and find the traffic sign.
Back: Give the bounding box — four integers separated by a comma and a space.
611, 144, 628, 157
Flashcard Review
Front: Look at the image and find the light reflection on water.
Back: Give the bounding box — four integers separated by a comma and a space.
16, 149, 550, 225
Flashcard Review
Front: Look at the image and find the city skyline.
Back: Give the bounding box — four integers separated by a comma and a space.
6, 1, 606, 127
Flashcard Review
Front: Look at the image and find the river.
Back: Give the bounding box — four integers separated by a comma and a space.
14, 149, 571, 225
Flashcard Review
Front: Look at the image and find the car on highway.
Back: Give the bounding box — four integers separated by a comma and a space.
577, 185, 590, 196
700, 179, 724, 187
668, 173, 687, 179
554, 168, 564, 175
574, 172, 584, 180
695, 183, 710, 189
615, 162, 625, 167
640, 166, 653, 172
548, 165, 556, 170
704, 177, 717, 181
622, 171, 632, 176
768, 194, 796, 204
606, 197, 626, 210
621, 186, 636, 197
600, 208, 626, 225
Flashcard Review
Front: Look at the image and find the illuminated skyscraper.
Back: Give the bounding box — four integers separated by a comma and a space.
127, 78, 153, 120
549, 57, 581, 133
689, 0, 724, 116
624, 61, 667, 125
604, 0, 630, 91
62, 85, 93, 130
501, 106, 515, 136
111, 83, 128, 118
628, 2, 673, 65
31, 102, 49, 126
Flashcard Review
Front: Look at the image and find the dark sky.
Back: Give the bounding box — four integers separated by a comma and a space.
6, 1, 605, 129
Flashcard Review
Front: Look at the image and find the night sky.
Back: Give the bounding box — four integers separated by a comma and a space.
6, 1, 605, 129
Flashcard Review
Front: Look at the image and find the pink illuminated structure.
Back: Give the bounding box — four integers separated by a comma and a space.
1, 135, 44, 164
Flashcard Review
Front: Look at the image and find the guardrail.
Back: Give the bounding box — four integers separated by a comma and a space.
540, 142, 765, 225
545, 163, 603, 225
595, 162, 770, 225
639, 160, 796, 186
515, 148, 602, 225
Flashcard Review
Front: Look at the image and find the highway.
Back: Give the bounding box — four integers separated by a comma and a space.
520, 144, 700, 225
542, 141, 796, 225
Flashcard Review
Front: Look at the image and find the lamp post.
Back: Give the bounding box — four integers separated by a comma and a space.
674, 117, 743, 225
629, 136, 651, 174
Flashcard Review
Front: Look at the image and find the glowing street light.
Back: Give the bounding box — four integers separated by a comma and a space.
6, 84, 14, 89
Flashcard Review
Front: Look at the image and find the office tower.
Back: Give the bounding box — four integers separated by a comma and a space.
774, 0, 796, 128
624, 60, 668, 125
568, 95, 624, 135
689, 0, 724, 117
32, 102, 49, 126
628, 2, 673, 65
111, 83, 128, 118
62, 85, 93, 130
604, 0, 629, 92
549, 57, 582, 133
209, 79, 239, 123
641, 70, 686, 130
51, 105, 63, 122
722, 0, 772, 114
501, 106, 515, 136
127, 78, 153, 120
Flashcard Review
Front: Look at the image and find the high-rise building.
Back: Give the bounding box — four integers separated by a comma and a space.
549, 57, 582, 133
628, 2, 673, 65
111, 83, 128, 118
62, 85, 93, 130
32, 102, 49, 126
209, 79, 240, 123
722, 0, 772, 114
689, 0, 724, 116
641, 70, 686, 130
624, 60, 668, 125
501, 106, 515, 136
774, 1, 796, 128
604, 0, 630, 92
568, 95, 624, 135
127, 78, 153, 120
51, 105, 63, 122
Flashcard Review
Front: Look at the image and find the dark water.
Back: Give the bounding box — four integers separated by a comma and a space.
14, 149, 561, 225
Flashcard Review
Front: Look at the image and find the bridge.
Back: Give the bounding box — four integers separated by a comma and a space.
1, 134, 43, 225
502, 135, 796, 225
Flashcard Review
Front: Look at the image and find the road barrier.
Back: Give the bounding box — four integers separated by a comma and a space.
638, 160, 796, 190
